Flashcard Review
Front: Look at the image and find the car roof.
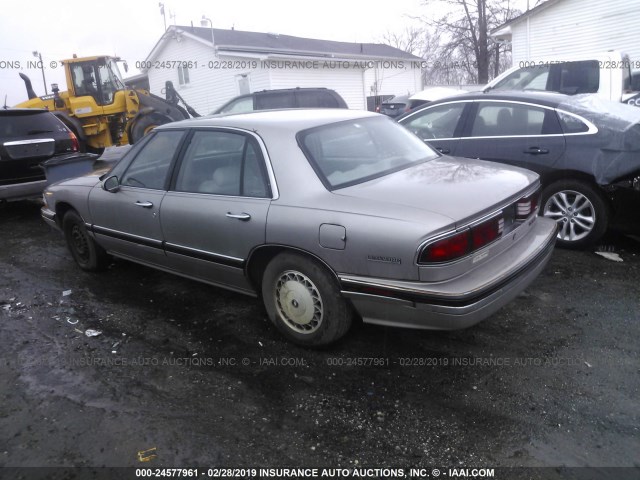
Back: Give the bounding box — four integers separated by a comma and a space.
0, 108, 50, 115
159, 108, 379, 132
427, 90, 570, 106
383, 95, 410, 103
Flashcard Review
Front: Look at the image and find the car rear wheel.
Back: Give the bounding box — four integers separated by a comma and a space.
541, 180, 609, 249
63, 210, 108, 271
262, 253, 352, 346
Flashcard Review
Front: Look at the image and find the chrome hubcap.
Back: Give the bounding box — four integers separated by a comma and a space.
543, 190, 596, 242
274, 271, 323, 334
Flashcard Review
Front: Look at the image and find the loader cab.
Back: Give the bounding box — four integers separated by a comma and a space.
68, 57, 125, 107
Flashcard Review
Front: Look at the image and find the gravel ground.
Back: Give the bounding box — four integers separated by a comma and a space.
0, 199, 639, 479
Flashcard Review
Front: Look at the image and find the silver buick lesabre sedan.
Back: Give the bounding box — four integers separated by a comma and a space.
41, 109, 557, 346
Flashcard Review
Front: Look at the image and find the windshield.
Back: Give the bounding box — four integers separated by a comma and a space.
298, 116, 439, 190
106, 59, 126, 90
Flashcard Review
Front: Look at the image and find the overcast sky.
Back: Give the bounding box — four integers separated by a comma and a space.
1, 0, 528, 105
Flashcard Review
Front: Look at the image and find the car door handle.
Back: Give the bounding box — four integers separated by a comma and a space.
226, 212, 251, 221
435, 147, 450, 154
523, 147, 549, 155
134, 201, 154, 208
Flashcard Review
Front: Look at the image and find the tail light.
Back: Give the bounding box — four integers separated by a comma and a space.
516, 189, 540, 220
421, 229, 471, 263
68, 131, 79, 152
419, 214, 504, 264
375, 106, 381, 113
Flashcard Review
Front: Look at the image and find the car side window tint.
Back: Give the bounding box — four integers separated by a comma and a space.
220, 96, 254, 114
242, 142, 269, 198
297, 91, 340, 108
404, 103, 465, 140
471, 103, 556, 136
557, 111, 590, 134
121, 131, 183, 189
174, 131, 269, 198
255, 91, 296, 110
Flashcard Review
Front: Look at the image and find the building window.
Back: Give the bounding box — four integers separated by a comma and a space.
236, 74, 250, 95
178, 65, 190, 86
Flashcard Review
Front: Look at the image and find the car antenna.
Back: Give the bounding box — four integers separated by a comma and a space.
2, 94, 7, 109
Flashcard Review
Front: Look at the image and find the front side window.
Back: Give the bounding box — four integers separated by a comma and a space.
121, 130, 184, 189
298, 117, 438, 190
471, 102, 560, 136
96, 63, 117, 104
402, 103, 465, 140
491, 60, 599, 94
174, 130, 269, 197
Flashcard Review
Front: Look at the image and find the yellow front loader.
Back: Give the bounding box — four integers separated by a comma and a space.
16, 55, 198, 153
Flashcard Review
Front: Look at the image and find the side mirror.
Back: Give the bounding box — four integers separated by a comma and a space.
103, 175, 120, 192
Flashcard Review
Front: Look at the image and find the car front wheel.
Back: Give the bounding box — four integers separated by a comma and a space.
540, 180, 609, 249
62, 210, 108, 271
262, 252, 352, 347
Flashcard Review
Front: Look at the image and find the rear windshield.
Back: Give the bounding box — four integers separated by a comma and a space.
0, 111, 67, 138
297, 116, 438, 189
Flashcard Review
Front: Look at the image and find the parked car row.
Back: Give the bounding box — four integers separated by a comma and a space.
8, 83, 640, 347
41, 109, 556, 346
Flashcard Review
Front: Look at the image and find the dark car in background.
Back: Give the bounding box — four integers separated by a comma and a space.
1, 108, 80, 201
378, 95, 413, 118
212, 87, 348, 114
398, 91, 640, 248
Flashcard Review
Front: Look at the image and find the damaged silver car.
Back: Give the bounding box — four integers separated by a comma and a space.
398, 91, 640, 248
42, 109, 556, 346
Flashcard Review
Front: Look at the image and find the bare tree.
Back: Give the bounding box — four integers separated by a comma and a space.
382, 26, 428, 57
420, 0, 521, 84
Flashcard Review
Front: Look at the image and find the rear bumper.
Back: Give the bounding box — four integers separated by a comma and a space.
340, 217, 557, 330
0, 179, 47, 201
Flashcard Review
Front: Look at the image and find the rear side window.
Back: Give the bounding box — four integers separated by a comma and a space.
557, 111, 590, 134
174, 131, 269, 198
255, 91, 296, 109
471, 102, 561, 136
297, 90, 341, 108
0, 112, 67, 138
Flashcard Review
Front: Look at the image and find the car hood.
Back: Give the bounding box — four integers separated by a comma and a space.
334, 156, 538, 226
51, 172, 102, 188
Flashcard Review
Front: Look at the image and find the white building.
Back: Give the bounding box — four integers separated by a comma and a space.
491, 0, 640, 64
143, 25, 423, 113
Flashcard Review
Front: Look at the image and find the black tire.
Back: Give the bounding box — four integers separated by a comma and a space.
86, 145, 105, 156
130, 113, 172, 143
262, 252, 352, 347
62, 210, 108, 271
540, 180, 609, 249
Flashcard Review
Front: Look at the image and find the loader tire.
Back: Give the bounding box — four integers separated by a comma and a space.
130, 113, 173, 143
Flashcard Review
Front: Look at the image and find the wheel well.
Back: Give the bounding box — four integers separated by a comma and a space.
541, 170, 612, 204
245, 246, 339, 291
54, 202, 76, 228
